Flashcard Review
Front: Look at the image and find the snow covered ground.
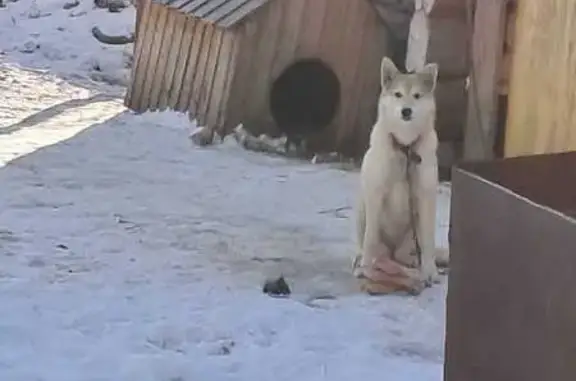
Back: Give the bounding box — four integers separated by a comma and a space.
0, 1, 450, 380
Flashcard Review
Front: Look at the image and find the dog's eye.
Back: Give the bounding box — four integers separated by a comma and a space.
413, 93, 421, 99
394, 92, 403, 98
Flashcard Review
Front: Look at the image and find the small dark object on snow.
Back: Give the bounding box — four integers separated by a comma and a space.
56, 244, 69, 250
63, 0, 79, 10
262, 276, 291, 297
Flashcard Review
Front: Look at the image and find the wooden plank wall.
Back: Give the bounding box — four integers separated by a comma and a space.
463, 0, 508, 160
125, 4, 238, 130
228, 0, 389, 155
505, 0, 576, 157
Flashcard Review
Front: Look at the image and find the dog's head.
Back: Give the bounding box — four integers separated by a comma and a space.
377, 57, 438, 143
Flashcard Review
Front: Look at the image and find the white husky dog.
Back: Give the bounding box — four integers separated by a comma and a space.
353, 56, 448, 295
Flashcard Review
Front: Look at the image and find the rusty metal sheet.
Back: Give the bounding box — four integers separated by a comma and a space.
445, 151, 576, 381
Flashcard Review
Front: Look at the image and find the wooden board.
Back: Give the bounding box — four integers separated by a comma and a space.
148, 6, 176, 110
206, 32, 235, 129
158, 11, 186, 111
187, 22, 214, 121
177, 20, 206, 112
126, 0, 157, 110
505, 0, 576, 157
168, 16, 196, 110
139, 4, 169, 110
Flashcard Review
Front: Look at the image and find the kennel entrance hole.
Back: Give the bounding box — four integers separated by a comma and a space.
270, 59, 340, 137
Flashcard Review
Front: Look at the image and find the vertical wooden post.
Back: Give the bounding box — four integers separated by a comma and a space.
405, 0, 435, 72
463, 0, 508, 160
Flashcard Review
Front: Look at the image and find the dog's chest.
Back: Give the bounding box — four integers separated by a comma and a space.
380, 158, 423, 228
383, 179, 412, 223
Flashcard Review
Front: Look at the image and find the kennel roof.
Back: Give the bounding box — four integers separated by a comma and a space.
154, 0, 274, 28
154, 0, 408, 29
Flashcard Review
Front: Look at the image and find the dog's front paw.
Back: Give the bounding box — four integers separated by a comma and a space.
419, 266, 441, 287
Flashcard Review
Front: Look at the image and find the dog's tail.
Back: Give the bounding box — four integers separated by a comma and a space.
435, 247, 450, 268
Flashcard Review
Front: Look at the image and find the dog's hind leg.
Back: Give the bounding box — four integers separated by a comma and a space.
352, 197, 366, 277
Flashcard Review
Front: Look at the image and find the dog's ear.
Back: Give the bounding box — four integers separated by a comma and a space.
380, 56, 398, 90
420, 63, 439, 93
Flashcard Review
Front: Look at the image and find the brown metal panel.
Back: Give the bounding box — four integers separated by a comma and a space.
446, 151, 576, 381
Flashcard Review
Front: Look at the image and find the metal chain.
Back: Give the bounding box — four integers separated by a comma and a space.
406, 152, 423, 268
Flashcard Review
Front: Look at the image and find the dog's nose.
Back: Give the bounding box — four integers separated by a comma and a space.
401, 108, 412, 120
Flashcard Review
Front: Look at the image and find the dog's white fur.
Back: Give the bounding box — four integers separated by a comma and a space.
354, 57, 448, 292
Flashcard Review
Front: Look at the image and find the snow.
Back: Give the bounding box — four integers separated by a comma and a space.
0, 1, 450, 380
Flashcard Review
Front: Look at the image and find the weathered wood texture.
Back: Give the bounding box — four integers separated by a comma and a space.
125, 2, 238, 130
463, 0, 508, 160
126, 0, 470, 156
227, 0, 389, 155
426, 0, 469, 143
504, 0, 576, 157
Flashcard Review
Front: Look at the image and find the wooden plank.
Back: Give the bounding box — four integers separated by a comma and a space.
224, 17, 259, 130
148, 7, 176, 110
126, 0, 157, 110
267, 0, 307, 80
168, 16, 196, 109
139, 4, 169, 111
311, 0, 349, 151
505, 0, 576, 157
294, 0, 329, 58
196, 28, 223, 125
463, 0, 507, 160
353, 7, 389, 155
242, 0, 284, 134
158, 12, 187, 111
345, 2, 382, 154
177, 20, 206, 112
217, 34, 240, 132
331, 0, 365, 150
187, 22, 214, 122
206, 31, 234, 129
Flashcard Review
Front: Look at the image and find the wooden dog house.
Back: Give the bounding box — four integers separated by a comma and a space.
126, 0, 392, 155
126, 0, 470, 158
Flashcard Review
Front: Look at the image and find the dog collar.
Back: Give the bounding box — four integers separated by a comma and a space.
389, 133, 422, 164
